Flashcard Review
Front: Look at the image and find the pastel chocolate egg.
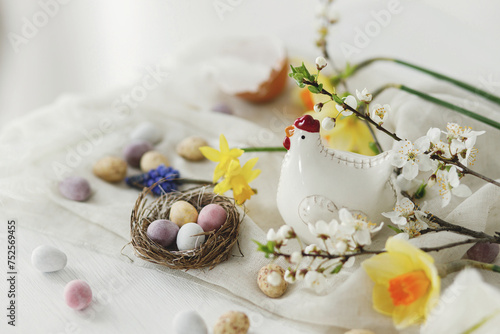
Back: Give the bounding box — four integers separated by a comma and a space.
466, 242, 500, 263
31, 245, 67, 272
93, 156, 128, 182
59, 176, 91, 201
130, 121, 162, 144
147, 219, 179, 247
169, 201, 198, 227
123, 140, 153, 168
213, 311, 250, 334
176, 136, 208, 161
140, 151, 170, 172
172, 310, 207, 334
257, 264, 287, 298
197, 204, 227, 232
211, 103, 234, 115
176, 223, 205, 251
64, 280, 92, 310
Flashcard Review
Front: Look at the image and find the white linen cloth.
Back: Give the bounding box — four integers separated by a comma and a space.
2, 2, 500, 333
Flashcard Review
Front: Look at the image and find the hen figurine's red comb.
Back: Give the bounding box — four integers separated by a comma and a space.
294, 115, 320, 133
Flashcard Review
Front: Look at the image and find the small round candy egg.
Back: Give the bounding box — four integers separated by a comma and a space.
213, 311, 250, 334
93, 156, 128, 182
147, 219, 179, 248
176, 223, 205, 251
257, 264, 288, 298
59, 176, 91, 201
197, 204, 227, 232
172, 310, 207, 334
64, 280, 92, 310
211, 103, 234, 115
130, 121, 162, 144
169, 201, 198, 227
31, 245, 67, 272
140, 151, 170, 172
176, 136, 208, 161
123, 140, 153, 168
466, 242, 500, 263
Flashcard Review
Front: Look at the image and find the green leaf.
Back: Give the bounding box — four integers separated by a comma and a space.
368, 142, 380, 155
343, 62, 355, 78
308, 86, 320, 94
330, 263, 344, 274
414, 183, 427, 199
387, 225, 403, 234
332, 95, 343, 104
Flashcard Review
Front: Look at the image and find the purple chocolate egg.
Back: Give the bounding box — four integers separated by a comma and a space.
197, 204, 227, 232
123, 140, 153, 168
147, 219, 179, 247
59, 176, 91, 201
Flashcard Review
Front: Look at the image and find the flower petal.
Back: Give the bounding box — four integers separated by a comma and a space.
403, 163, 419, 180
199, 146, 221, 162
452, 184, 472, 198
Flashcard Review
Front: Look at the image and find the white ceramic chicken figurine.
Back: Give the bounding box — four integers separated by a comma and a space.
276, 115, 396, 244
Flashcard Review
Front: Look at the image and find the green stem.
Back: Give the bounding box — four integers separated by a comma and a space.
241, 147, 287, 152
348, 57, 500, 106
399, 85, 500, 130
437, 259, 500, 278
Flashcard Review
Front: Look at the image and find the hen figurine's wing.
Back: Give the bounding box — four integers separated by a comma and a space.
298, 195, 338, 225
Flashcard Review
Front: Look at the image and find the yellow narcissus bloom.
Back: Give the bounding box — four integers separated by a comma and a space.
214, 158, 261, 205
362, 237, 440, 329
199, 134, 244, 182
296, 71, 375, 156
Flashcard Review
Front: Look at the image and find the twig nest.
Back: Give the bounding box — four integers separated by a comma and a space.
170, 200, 199, 227
130, 186, 242, 270
64, 280, 92, 310
176, 136, 208, 161
140, 151, 170, 172
172, 310, 207, 334
59, 176, 91, 201
344, 330, 376, 334
176, 223, 205, 251
213, 311, 250, 334
257, 264, 288, 298
123, 140, 154, 168
147, 219, 179, 247
93, 156, 128, 182
31, 245, 67, 272
130, 121, 162, 144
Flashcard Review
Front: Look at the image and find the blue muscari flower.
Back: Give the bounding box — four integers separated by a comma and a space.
125, 165, 180, 196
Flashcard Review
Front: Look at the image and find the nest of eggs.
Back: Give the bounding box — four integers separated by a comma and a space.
130, 184, 243, 270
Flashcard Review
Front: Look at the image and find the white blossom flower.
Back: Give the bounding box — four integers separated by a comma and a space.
267, 271, 283, 287
277, 225, 295, 239
315, 56, 327, 70
308, 220, 333, 240
395, 173, 420, 192
304, 271, 327, 294
290, 251, 303, 265
356, 88, 372, 103
382, 197, 416, 226
321, 117, 336, 130
295, 269, 307, 281
304, 244, 320, 255
284, 269, 296, 283
437, 166, 472, 207
391, 138, 432, 180
266, 228, 286, 247
343, 256, 355, 268
338, 208, 383, 246
370, 104, 390, 125
335, 95, 357, 116
445, 123, 485, 166
313, 103, 323, 113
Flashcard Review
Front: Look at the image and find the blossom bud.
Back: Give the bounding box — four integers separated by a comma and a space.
322, 117, 336, 131
427, 174, 437, 188
315, 56, 327, 70
314, 103, 323, 113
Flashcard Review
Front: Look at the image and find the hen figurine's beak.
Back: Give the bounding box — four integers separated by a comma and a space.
283, 125, 295, 150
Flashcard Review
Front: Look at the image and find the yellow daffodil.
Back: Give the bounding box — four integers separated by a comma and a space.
199, 134, 244, 182
214, 157, 261, 205
296, 70, 375, 156
362, 237, 440, 329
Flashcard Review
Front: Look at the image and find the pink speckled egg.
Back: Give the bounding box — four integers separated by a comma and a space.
64, 280, 92, 310
59, 176, 91, 201
197, 204, 227, 232
123, 140, 153, 168
147, 219, 179, 247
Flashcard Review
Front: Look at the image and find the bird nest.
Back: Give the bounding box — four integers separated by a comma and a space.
130, 184, 243, 270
